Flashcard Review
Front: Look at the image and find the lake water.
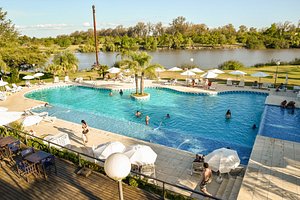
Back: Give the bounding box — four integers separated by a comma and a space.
76, 49, 300, 70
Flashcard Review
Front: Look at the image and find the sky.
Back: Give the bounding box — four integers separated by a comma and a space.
1, 0, 300, 38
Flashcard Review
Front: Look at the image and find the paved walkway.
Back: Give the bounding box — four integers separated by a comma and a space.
237, 136, 300, 200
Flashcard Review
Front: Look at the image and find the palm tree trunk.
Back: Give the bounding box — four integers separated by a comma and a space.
140, 72, 144, 95
135, 74, 138, 94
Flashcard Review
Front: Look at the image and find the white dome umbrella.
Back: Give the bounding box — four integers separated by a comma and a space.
190, 68, 204, 73
201, 71, 218, 79
229, 70, 247, 76
22, 75, 35, 80
107, 67, 121, 74
22, 115, 43, 127
208, 69, 225, 74
251, 72, 269, 84
168, 67, 183, 72
33, 73, 44, 78
124, 144, 157, 166
204, 148, 240, 173
180, 70, 196, 76
0, 112, 23, 126
93, 141, 126, 160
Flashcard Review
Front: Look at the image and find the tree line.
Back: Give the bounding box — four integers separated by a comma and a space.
20, 16, 300, 52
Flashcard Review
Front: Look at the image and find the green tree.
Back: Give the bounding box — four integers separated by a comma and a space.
218, 60, 244, 70
0, 8, 18, 47
122, 51, 162, 95
51, 51, 78, 76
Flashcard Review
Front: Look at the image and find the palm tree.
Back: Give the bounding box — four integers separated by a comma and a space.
52, 51, 78, 76
121, 51, 162, 95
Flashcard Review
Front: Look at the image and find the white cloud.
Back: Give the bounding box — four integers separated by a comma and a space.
16, 23, 73, 31
83, 22, 91, 27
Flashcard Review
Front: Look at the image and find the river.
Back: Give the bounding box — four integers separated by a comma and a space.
75, 49, 300, 70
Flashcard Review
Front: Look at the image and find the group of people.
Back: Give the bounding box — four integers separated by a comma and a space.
135, 111, 170, 125
281, 100, 296, 109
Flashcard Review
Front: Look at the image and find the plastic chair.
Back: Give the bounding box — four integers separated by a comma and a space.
21, 147, 34, 158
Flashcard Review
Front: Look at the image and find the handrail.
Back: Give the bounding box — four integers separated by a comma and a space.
2, 126, 221, 200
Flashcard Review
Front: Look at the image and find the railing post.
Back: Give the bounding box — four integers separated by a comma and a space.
78, 153, 81, 167
163, 182, 166, 199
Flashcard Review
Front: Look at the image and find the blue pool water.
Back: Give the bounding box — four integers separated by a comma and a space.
259, 105, 300, 142
26, 86, 267, 164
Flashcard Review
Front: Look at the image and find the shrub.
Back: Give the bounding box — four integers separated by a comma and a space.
218, 60, 244, 70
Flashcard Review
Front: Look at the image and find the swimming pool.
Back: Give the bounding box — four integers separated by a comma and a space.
258, 105, 300, 142
26, 86, 267, 164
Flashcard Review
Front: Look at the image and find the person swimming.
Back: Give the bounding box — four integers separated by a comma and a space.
252, 124, 257, 129
166, 114, 170, 118
225, 109, 231, 119
119, 89, 123, 96
135, 110, 142, 117
145, 115, 150, 125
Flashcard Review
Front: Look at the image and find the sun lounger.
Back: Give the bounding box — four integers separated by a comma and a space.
209, 82, 217, 90
191, 161, 204, 175
238, 80, 245, 87
53, 76, 60, 83
252, 81, 259, 89
12, 83, 23, 91
5, 85, 17, 93
0, 92, 7, 101
64, 76, 70, 82
226, 79, 233, 86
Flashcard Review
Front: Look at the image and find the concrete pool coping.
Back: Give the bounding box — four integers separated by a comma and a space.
1, 80, 299, 198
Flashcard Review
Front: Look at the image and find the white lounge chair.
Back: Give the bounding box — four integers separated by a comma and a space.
226, 79, 233, 86
252, 81, 259, 89
25, 80, 32, 87
64, 76, 70, 82
5, 85, 17, 93
74, 77, 83, 83
12, 83, 22, 91
238, 80, 245, 87
209, 82, 217, 90
54, 76, 60, 83
0, 92, 7, 101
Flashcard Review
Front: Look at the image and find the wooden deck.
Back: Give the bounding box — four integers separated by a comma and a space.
0, 158, 162, 200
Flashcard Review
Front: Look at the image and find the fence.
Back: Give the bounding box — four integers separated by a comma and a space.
1, 125, 221, 200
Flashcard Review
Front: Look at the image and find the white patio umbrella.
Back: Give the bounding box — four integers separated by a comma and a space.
201, 71, 218, 79
107, 67, 121, 74
190, 68, 204, 73
22, 75, 35, 80
124, 144, 157, 166
0, 111, 23, 126
229, 70, 247, 80
93, 141, 126, 160
180, 70, 196, 76
33, 73, 44, 78
22, 115, 43, 127
209, 69, 225, 74
155, 68, 165, 79
251, 72, 269, 83
205, 148, 240, 173
168, 67, 183, 72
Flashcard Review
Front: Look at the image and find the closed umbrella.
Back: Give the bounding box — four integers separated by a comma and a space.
168, 67, 183, 72
201, 71, 218, 79
190, 68, 204, 73
251, 72, 269, 84
0, 112, 23, 126
124, 144, 157, 166
204, 148, 240, 173
22, 115, 43, 127
93, 141, 126, 160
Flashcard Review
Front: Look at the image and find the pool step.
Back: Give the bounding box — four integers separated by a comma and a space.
221, 177, 236, 200
228, 176, 244, 200
215, 178, 229, 198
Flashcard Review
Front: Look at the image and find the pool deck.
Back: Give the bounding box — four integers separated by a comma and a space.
1, 80, 300, 199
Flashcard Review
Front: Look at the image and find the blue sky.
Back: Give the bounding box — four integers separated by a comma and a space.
2, 0, 300, 38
